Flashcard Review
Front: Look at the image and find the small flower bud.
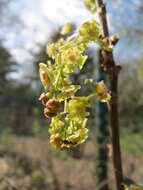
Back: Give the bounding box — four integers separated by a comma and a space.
44, 108, 57, 118
39, 63, 51, 89
39, 93, 49, 106
60, 22, 72, 35
46, 98, 60, 112
41, 71, 50, 84
96, 81, 111, 102
44, 98, 60, 118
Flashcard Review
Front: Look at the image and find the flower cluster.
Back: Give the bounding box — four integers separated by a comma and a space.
39, 16, 112, 150
49, 97, 89, 150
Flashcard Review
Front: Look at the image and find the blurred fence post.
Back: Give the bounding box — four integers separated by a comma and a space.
94, 49, 109, 190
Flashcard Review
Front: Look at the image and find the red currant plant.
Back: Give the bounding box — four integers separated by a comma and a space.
39, 0, 114, 151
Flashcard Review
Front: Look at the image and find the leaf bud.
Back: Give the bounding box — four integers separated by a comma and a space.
111, 33, 120, 46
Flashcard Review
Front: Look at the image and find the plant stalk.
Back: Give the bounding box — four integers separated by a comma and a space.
95, 1, 124, 190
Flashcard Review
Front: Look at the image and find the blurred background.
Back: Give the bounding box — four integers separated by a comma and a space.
0, 0, 143, 189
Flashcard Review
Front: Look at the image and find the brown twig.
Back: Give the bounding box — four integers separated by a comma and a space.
95, 1, 124, 190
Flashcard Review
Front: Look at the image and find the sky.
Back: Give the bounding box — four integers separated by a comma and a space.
2, 0, 96, 80
1, 0, 143, 80
4, 0, 95, 62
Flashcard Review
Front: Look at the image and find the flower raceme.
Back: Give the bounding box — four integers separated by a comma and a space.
39, 19, 113, 150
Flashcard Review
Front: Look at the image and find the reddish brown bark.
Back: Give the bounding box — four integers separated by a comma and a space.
96, 1, 124, 190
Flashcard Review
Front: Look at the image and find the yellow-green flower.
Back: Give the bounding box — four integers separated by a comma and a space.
46, 39, 64, 59
50, 117, 64, 134
84, 0, 97, 13
67, 97, 89, 118
78, 20, 101, 42
60, 22, 72, 35
61, 46, 87, 73
96, 81, 111, 102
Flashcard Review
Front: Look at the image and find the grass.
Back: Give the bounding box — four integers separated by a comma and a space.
120, 129, 143, 156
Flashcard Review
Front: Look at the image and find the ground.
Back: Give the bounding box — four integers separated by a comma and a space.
0, 133, 143, 190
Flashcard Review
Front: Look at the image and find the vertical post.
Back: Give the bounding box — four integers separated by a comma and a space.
95, 1, 124, 190
95, 49, 109, 190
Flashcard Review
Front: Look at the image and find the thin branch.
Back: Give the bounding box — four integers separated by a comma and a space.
95, 1, 124, 190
